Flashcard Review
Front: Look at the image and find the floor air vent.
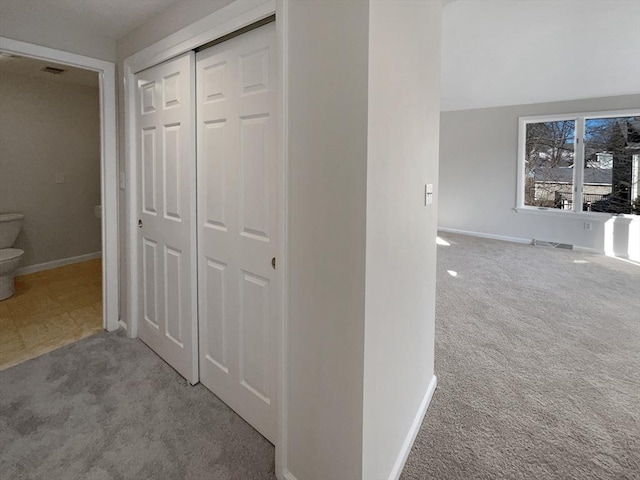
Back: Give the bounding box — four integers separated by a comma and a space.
533, 240, 573, 250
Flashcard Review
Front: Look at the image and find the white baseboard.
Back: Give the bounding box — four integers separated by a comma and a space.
118, 319, 128, 332
439, 228, 638, 264
16, 251, 102, 276
282, 470, 299, 480
388, 375, 438, 480
280, 376, 437, 480
438, 227, 532, 245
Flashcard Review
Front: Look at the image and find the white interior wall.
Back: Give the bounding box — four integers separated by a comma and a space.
0, 71, 102, 267
285, 1, 369, 477
439, 94, 640, 259
363, 1, 440, 478
0, 2, 116, 61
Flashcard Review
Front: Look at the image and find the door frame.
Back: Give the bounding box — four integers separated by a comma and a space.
123, 0, 290, 477
0, 36, 120, 333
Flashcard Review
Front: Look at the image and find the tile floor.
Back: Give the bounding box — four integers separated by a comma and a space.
0, 259, 103, 371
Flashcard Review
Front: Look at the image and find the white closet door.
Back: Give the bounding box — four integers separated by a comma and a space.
135, 52, 198, 384
196, 23, 278, 442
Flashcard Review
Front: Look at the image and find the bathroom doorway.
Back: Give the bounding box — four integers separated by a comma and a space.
0, 54, 103, 370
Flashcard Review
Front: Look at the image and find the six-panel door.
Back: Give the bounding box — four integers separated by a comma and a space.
196, 23, 278, 443
135, 52, 198, 384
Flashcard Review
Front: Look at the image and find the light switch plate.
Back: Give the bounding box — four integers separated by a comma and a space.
425, 184, 434, 206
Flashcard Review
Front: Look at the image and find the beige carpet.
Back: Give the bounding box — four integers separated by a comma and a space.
401, 233, 640, 479
2, 233, 637, 479
0, 330, 275, 480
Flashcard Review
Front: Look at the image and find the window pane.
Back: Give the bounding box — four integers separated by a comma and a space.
524, 120, 575, 209
583, 116, 640, 214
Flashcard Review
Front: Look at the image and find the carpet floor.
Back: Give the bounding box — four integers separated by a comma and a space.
401, 233, 640, 480
0, 330, 275, 480
2, 233, 638, 479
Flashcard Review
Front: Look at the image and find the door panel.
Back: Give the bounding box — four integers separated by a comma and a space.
142, 128, 157, 213
197, 23, 278, 442
163, 124, 182, 220
136, 52, 198, 384
204, 258, 227, 371
202, 120, 227, 227
143, 239, 159, 328
240, 115, 271, 239
239, 270, 270, 401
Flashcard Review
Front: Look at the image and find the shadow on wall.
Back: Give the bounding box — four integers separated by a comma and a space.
605, 216, 640, 263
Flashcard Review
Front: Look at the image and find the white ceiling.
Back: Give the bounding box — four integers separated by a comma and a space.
0, 54, 99, 88
441, 0, 640, 111
0, 0, 181, 41
1, 0, 637, 111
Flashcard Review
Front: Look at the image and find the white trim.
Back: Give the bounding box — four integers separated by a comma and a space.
118, 319, 128, 332
124, 62, 137, 337
275, 1, 289, 478
438, 227, 532, 245
126, 0, 275, 74
519, 109, 639, 124
16, 251, 101, 276
514, 207, 611, 220
574, 118, 585, 212
187, 52, 199, 385
440, 227, 640, 264
0, 37, 119, 333
282, 471, 299, 480
388, 375, 438, 480
516, 116, 527, 208
278, 374, 435, 480
517, 108, 640, 215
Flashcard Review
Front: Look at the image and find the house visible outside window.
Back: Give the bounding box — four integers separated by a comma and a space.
518, 111, 640, 215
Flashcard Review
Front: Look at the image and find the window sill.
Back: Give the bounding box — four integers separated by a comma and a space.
514, 207, 613, 221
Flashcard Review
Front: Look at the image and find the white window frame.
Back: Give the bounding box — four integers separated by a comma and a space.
516, 109, 640, 219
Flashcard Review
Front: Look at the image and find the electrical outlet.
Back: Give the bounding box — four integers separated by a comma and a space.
55, 172, 66, 184
584, 222, 592, 231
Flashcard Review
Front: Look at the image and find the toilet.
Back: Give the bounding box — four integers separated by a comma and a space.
0, 213, 25, 301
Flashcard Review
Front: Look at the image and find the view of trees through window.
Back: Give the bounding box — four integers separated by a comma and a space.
524, 120, 575, 210
524, 115, 640, 214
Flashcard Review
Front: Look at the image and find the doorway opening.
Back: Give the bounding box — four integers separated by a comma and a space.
0, 36, 119, 369
0, 55, 104, 370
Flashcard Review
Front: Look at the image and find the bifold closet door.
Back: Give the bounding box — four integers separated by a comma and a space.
135, 52, 198, 384
196, 23, 278, 442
